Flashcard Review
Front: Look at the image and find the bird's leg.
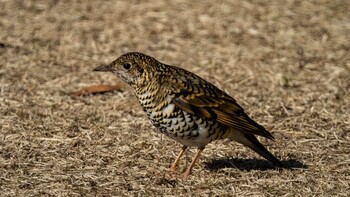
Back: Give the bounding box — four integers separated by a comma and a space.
183, 148, 204, 178
169, 145, 188, 172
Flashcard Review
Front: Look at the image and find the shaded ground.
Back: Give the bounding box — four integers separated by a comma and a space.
0, 0, 349, 196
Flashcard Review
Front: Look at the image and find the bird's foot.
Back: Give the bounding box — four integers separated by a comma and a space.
168, 166, 177, 174
182, 169, 191, 179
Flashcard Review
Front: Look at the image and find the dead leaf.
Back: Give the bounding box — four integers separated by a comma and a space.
71, 84, 123, 96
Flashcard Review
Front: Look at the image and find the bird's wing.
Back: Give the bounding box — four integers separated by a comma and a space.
162, 66, 274, 140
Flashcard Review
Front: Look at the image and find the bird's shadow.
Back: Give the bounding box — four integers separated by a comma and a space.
204, 157, 307, 171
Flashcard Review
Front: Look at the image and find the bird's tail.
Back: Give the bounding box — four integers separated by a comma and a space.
228, 130, 283, 167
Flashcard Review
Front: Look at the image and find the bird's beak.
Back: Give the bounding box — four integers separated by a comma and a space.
93, 64, 114, 72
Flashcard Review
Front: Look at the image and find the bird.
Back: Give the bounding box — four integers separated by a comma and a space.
93, 52, 283, 177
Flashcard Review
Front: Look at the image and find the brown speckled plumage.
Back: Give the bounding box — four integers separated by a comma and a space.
93, 52, 282, 177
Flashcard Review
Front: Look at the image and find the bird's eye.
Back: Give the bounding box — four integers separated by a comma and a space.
122, 63, 132, 70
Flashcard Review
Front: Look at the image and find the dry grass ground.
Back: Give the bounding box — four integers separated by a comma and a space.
0, 0, 349, 196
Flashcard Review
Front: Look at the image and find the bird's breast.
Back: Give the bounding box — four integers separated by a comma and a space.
135, 89, 228, 147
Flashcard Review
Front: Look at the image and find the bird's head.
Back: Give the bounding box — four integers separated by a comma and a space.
93, 52, 158, 86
